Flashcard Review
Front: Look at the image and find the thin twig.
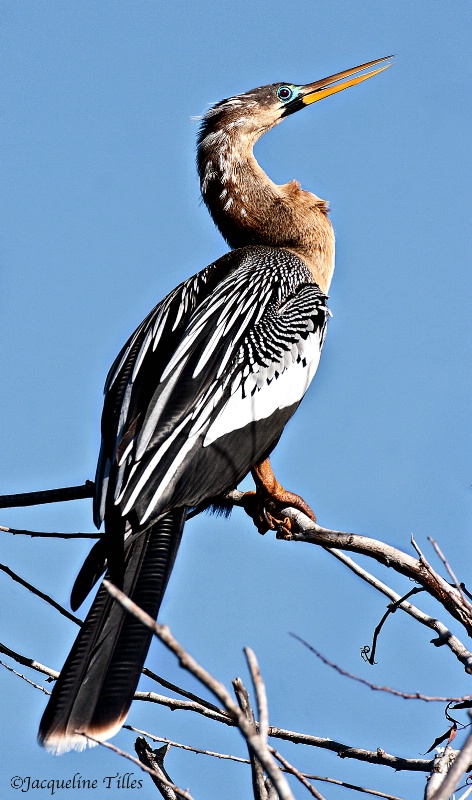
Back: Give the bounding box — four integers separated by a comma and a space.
125, 724, 252, 764
245, 648, 269, 745
368, 587, 425, 665
0, 481, 94, 509
83, 733, 193, 800
0, 525, 99, 539
428, 537, 471, 611
0, 563, 82, 625
0, 660, 52, 694
142, 666, 224, 714
291, 634, 471, 702
270, 748, 327, 800
0, 641, 59, 681
234, 677, 269, 800
135, 691, 231, 723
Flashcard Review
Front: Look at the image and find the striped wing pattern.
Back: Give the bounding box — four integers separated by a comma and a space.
95, 245, 329, 532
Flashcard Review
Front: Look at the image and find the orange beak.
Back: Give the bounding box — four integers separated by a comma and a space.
300, 56, 393, 106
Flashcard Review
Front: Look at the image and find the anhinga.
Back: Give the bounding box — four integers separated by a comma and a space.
39, 56, 391, 753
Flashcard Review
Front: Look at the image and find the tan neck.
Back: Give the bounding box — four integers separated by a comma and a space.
199, 132, 335, 292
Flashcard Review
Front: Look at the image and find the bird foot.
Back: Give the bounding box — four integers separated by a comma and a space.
240, 488, 316, 535
241, 457, 316, 534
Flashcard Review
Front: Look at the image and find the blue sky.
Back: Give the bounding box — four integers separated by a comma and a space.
1, 2, 471, 798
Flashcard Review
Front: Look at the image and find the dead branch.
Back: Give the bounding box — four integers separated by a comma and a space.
0, 660, 52, 694
282, 509, 472, 635
234, 677, 271, 800
0, 641, 59, 681
135, 691, 230, 723
0, 563, 82, 625
83, 733, 193, 800
327, 549, 472, 673
428, 537, 472, 612
291, 634, 471, 702
245, 648, 269, 745
427, 722, 472, 800
0, 525, 99, 539
103, 579, 295, 800
0, 638, 435, 773
135, 737, 178, 800
142, 666, 224, 714
270, 748, 327, 800
424, 745, 459, 799
124, 725, 406, 799
367, 586, 425, 665
0, 481, 94, 509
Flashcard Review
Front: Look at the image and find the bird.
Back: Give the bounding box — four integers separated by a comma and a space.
38, 56, 391, 753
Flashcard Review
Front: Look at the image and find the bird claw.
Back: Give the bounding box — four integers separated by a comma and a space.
241, 489, 315, 536
240, 491, 271, 534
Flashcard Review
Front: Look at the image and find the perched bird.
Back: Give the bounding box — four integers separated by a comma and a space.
39, 56, 391, 753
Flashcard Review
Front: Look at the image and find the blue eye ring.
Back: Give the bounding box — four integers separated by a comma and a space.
277, 86, 293, 102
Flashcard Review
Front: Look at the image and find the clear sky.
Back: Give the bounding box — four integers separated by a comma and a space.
1, 2, 471, 799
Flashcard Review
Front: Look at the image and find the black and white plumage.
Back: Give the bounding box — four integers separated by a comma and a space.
38, 58, 390, 753
98, 246, 328, 527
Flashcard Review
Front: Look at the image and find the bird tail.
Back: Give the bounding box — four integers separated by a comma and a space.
38, 509, 186, 754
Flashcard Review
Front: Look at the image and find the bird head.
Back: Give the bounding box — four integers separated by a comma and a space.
198, 56, 393, 151
197, 56, 393, 280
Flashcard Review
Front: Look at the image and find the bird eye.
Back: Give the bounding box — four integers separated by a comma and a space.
277, 86, 293, 102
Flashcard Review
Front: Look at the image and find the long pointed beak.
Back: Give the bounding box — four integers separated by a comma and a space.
300, 55, 393, 106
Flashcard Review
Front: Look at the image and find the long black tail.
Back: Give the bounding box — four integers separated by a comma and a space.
38, 510, 186, 753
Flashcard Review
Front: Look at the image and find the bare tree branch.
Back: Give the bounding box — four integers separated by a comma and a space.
234, 677, 271, 800
424, 745, 460, 799
0, 641, 59, 681
327, 549, 472, 673
265, 726, 433, 771
83, 733, 194, 800
142, 666, 224, 714
0, 563, 82, 625
245, 648, 269, 745
1, 636, 435, 773
427, 726, 472, 800
134, 737, 178, 800
270, 748, 327, 800
124, 724, 406, 799
0, 660, 52, 694
135, 691, 231, 723
428, 537, 472, 612
0, 481, 94, 509
221, 491, 472, 638
0, 525, 99, 539
367, 586, 425, 665
125, 724, 252, 764
291, 634, 471, 702
103, 579, 295, 800
287, 516, 472, 634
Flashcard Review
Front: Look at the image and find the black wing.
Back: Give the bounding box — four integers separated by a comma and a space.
94, 252, 236, 528
96, 245, 329, 531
